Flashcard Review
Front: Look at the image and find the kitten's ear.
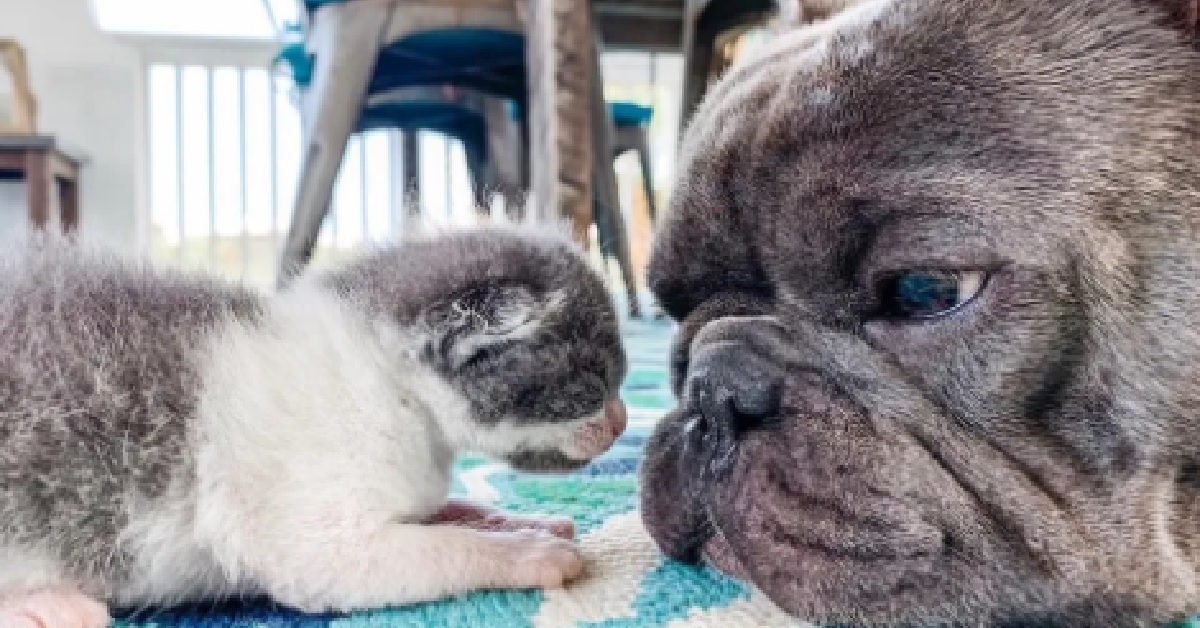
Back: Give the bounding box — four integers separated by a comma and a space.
422, 284, 551, 371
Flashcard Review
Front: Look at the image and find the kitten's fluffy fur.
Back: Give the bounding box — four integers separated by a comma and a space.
0, 225, 627, 624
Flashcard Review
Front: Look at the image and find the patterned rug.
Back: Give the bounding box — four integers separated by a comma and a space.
112, 318, 799, 628
110, 317, 1200, 628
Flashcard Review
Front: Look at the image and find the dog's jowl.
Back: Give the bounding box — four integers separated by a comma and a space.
641, 0, 1200, 626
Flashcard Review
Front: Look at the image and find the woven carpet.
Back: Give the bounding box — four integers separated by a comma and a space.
110, 317, 1200, 628
112, 318, 799, 628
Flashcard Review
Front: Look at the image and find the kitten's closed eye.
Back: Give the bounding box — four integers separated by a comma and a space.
456, 339, 517, 371
441, 286, 545, 372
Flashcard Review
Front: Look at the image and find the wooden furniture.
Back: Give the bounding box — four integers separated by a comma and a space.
278, 0, 606, 241
361, 85, 525, 212
277, 0, 641, 315
0, 136, 84, 234
679, 0, 774, 134
0, 40, 36, 135
610, 102, 658, 225
276, 37, 527, 214
679, 1, 870, 134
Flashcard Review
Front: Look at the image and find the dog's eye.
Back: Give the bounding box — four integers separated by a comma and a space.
879, 270, 986, 319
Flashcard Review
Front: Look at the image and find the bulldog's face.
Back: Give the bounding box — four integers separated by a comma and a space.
642, 1, 1200, 626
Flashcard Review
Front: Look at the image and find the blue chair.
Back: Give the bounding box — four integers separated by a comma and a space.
609, 102, 653, 127
369, 29, 526, 101
280, 26, 527, 101
275, 0, 531, 284
503, 100, 658, 248
608, 101, 658, 225
361, 94, 491, 211
275, 0, 641, 316
275, 40, 524, 213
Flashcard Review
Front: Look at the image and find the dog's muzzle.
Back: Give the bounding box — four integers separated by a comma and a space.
680, 340, 785, 483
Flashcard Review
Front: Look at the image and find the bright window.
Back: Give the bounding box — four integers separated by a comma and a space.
91, 0, 298, 38
121, 4, 684, 289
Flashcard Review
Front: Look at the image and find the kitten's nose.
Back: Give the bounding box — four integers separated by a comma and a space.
573, 398, 627, 459
683, 341, 783, 438
605, 398, 628, 438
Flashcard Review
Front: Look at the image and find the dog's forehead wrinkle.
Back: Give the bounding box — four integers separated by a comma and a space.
684, 3, 902, 179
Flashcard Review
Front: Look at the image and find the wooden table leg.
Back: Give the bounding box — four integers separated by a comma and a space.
59, 178, 79, 234
632, 127, 658, 224
679, 31, 714, 140
402, 130, 421, 218
277, 1, 394, 287
589, 38, 641, 318
24, 151, 50, 231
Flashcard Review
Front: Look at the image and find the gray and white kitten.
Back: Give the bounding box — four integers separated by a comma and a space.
0, 225, 628, 627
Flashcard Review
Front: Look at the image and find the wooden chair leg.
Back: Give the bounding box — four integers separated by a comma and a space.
24, 152, 50, 231
59, 178, 79, 234
633, 127, 657, 225
509, 113, 531, 220
466, 149, 490, 217
522, 0, 594, 239
680, 27, 716, 140
589, 39, 641, 319
401, 130, 421, 219
481, 97, 525, 220
277, 2, 393, 287
518, 113, 531, 193
592, 198, 616, 260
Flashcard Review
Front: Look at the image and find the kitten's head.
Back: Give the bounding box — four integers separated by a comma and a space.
324, 225, 628, 472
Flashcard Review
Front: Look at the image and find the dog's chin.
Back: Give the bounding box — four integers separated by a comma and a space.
645, 425, 953, 623
695, 502, 946, 619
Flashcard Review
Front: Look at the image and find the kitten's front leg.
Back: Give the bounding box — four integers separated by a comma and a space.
433, 498, 575, 539
0, 588, 110, 628
244, 517, 584, 613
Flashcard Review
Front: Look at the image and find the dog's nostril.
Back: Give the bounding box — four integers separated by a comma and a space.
720, 378, 782, 435
731, 380, 781, 425
684, 344, 785, 441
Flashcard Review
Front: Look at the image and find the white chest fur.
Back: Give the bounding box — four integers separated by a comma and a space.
117, 284, 462, 606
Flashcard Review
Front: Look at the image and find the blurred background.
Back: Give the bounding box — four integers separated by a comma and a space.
0, 0, 778, 297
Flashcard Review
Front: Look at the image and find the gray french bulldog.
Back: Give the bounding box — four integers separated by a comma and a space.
640, 0, 1200, 626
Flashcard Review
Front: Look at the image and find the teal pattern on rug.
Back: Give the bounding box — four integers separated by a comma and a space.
109, 317, 1200, 628
112, 318, 751, 628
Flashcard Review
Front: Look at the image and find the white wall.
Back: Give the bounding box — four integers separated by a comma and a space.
0, 0, 141, 246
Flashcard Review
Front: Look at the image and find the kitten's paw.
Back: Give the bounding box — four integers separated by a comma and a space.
436, 500, 576, 539
484, 512, 575, 540
0, 589, 110, 628
511, 535, 585, 589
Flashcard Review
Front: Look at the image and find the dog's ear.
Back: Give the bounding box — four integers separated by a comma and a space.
773, 0, 865, 28
801, 0, 867, 22
1144, 0, 1200, 41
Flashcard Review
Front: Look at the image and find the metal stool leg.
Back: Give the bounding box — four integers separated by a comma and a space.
465, 148, 491, 216
482, 96, 526, 220
589, 41, 641, 318
277, 2, 392, 287
633, 126, 657, 225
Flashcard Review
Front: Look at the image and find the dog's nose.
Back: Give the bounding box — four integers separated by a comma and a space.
683, 341, 783, 437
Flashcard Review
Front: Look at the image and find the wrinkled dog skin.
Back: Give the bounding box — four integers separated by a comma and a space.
641, 0, 1200, 626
